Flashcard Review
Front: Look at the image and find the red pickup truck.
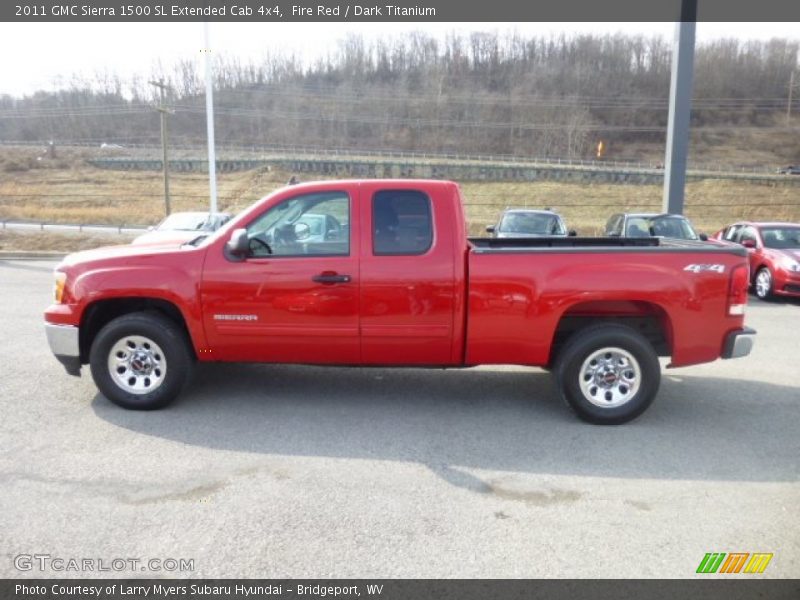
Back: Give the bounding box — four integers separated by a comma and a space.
45, 179, 755, 424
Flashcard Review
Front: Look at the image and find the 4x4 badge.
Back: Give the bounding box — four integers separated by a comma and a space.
684, 264, 725, 273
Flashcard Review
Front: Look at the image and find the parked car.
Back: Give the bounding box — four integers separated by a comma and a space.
133, 212, 232, 245
605, 213, 708, 241
45, 179, 754, 425
776, 165, 800, 175
486, 209, 576, 237
712, 221, 800, 299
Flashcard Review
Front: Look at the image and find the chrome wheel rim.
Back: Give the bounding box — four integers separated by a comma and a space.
107, 335, 167, 395
578, 347, 641, 408
755, 270, 771, 298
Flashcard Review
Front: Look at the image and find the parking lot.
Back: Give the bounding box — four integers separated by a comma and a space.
1, 258, 798, 578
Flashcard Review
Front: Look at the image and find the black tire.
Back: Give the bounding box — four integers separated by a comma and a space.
554, 324, 661, 425
89, 311, 194, 410
753, 267, 773, 300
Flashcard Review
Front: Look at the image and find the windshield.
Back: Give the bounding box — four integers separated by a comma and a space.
626, 216, 698, 240
157, 213, 215, 231
761, 227, 800, 249
499, 212, 565, 235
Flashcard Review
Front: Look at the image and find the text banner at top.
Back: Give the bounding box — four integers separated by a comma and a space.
5, 0, 800, 22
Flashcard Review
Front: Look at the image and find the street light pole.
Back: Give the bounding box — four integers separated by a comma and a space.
662, 0, 697, 216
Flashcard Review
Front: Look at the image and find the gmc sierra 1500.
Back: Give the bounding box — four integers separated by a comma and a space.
45, 179, 755, 424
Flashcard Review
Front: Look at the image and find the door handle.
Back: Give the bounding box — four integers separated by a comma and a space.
312, 273, 351, 284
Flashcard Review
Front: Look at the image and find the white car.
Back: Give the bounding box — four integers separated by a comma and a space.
133, 212, 232, 245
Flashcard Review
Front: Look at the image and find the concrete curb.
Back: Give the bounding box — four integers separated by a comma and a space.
0, 251, 67, 260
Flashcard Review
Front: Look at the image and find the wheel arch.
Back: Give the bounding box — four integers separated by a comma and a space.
549, 300, 673, 367
752, 263, 770, 282
79, 297, 196, 363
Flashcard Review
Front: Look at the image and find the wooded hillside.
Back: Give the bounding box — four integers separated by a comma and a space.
1, 32, 798, 161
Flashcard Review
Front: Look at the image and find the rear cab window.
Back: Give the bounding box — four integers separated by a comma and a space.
372, 190, 433, 255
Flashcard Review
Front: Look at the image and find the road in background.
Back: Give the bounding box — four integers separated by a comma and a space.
1, 260, 798, 578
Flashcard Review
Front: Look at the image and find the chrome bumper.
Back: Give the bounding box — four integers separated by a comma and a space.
721, 327, 756, 359
45, 323, 81, 376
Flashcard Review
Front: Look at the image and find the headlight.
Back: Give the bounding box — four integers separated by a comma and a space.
778, 256, 800, 272
54, 271, 67, 303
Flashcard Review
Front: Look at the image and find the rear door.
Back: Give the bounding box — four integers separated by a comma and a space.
358, 182, 459, 365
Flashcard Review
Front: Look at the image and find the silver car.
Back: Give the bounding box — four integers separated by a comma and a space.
486, 209, 574, 238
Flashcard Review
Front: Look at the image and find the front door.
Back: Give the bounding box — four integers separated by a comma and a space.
200, 189, 360, 364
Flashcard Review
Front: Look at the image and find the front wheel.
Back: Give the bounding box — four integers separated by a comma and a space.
554, 324, 661, 425
754, 267, 773, 300
89, 312, 194, 410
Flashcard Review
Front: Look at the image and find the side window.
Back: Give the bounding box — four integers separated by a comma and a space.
372, 190, 433, 255
724, 225, 741, 242
245, 192, 349, 258
626, 218, 650, 237
739, 227, 758, 246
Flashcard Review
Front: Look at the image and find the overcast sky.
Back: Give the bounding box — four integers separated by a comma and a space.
1, 22, 799, 96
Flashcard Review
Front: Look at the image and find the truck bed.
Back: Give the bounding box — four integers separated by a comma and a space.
468, 236, 745, 255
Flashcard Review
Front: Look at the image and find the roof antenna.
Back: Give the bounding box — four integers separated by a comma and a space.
287, 175, 299, 185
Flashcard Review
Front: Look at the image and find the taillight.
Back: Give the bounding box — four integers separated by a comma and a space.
728, 264, 749, 316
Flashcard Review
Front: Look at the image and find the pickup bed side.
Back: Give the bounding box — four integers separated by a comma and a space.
465, 245, 747, 368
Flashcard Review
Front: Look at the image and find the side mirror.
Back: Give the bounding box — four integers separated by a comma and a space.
294, 222, 311, 241
608, 232, 620, 237
568, 230, 577, 237
226, 228, 249, 257
485, 225, 495, 234
699, 233, 708, 241
741, 239, 756, 249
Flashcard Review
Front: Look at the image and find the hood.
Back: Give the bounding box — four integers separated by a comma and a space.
496, 232, 564, 238
59, 240, 195, 268
132, 230, 209, 245
775, 248, 800, 261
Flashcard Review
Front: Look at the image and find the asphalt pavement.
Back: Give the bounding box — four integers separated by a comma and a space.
1, 259, 798, 578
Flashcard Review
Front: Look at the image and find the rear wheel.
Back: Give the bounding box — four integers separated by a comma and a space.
754, 267, 773, 300
554, 324, 660, 425
89, 312, 193, 410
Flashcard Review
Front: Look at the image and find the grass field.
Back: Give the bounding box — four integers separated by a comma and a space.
1, 147, 799, 250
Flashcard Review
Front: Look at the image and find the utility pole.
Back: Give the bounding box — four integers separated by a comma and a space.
662, 0, 697, 215
788, 70, 797, 126
149, 79, 172, 216
204, 22, 218, 213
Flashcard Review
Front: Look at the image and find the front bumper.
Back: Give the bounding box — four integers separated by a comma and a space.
45, 323, 81, 376
773, 270, 800, 297
721, 327, 756, 359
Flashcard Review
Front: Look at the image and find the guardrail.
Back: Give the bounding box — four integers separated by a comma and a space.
0, 139, 788, 175
1, 221, 148, 235
84, 155, 800, 186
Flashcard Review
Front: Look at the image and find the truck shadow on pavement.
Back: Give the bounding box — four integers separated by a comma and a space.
91, 363, 799, 484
